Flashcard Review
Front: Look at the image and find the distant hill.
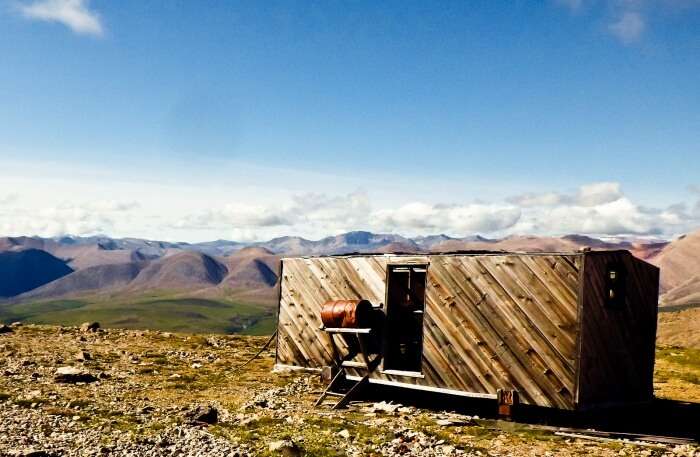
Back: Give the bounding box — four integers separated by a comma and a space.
429, 234, 620, 252
221, 247, 279, 289
374, 241, 424, 254
128, 251, 228, 291
55, 244, 150, 270
412, 234, 493, 250
0, 249, 73, 297
0, 236, 59, 252
661, 276, 700, 310
18, 262, 142, 300
648, 230, 700, 293
253, 231, 415, 255
3, 230, 700, 338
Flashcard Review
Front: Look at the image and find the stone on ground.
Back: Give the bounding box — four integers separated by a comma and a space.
79, 322, 100, 332
75, 350, 92, 362
184, 404, 218, 425
269, 439, 302, 456
54, 366, 97, 384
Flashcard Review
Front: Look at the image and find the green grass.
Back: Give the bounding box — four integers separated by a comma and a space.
0, 292, 276, 335
656, 346, 700, 369
0, 299, 85, 322
241, 315, 278, 336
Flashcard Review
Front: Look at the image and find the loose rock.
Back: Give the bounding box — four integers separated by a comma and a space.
54, 366, 97, 384
17, 450, 52, 457
75, 350, 92, 362
184, 404, 218, 425
0, 324, 13, 334
79, 322, 100, 332
269, 439, 302, 456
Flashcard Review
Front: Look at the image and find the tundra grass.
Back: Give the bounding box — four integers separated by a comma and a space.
654, 346, 700, 402
1, 325, 698, 456
0, 292, 274, 335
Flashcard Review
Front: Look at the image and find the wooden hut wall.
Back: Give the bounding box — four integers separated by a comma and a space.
576, 252, 659, 409
276, 253, 584, 410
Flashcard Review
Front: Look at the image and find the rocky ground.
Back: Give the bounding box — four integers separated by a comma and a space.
0, 324, 698, 456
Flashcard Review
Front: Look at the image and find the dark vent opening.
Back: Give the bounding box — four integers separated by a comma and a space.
383, 265, 427, 372
605, 262, 627, 308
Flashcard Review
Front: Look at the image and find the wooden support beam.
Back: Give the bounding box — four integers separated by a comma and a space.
333, 374, 370, 410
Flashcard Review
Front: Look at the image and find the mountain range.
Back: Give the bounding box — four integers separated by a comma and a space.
0, 230, 698, 338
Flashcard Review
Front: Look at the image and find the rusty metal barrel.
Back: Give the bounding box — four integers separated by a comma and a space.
320, 299, 373, 328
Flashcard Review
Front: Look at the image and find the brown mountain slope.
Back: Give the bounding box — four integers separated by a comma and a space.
629, 241, 669, 261
52, 244, 147, 270
215, 247, 280, 307
375, 241, 425, 254
221, 247, 279, 289
431, 235, 588, 252
649, 230, 700, 293
0, 236, 57, 252
0, 249, 73, 297
17, 262, 143, 300
661, 275, 700, 309
128, 252, 228, 291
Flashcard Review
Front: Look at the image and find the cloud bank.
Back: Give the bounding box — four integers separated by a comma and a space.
167, 181, 698, 241
18, 0, 103, 37
0, 199, 136, 238
1, 180, 698, 242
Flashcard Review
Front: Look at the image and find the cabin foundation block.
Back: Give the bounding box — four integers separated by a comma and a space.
497, 389, 519, 419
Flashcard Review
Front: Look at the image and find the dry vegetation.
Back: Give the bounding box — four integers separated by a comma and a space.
658, 309, 700, 350
0, 325, 698, 456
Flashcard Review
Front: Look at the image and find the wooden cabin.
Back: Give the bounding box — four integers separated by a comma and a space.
274, 251, 659, 412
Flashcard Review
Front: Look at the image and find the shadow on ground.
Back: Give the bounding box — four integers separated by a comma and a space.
349, 384, 700, 441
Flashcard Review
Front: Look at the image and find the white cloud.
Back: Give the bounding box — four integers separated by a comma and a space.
164, 181, 700, 240
0, 199, 142, 237
291, 191, 372, 230
504, 182, 700, 237
18, 0, 103, 37
508, 181, 623, 209
688, 185, 700, 218
535, 198, 662, 235
576, 181, 623, 206
609, 11, 645, 43
174, 203, 293, 230
2, 159, 698, 242
0, 193, 19, 205
372, 203, 521, 235
551, 1, 684, 44
173, 191, 372, 236
174, 193, 522, 239
84, 200, 140, 212
507, 192, 569, 207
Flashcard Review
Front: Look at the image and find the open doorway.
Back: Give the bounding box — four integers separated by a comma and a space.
383, 265, 427, 373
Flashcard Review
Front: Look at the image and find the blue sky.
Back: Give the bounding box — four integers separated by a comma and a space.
1, 0, 699, 241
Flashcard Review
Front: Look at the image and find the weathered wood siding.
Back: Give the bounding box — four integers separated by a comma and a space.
576, 251, 659, 409
276, 253, 584, 409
